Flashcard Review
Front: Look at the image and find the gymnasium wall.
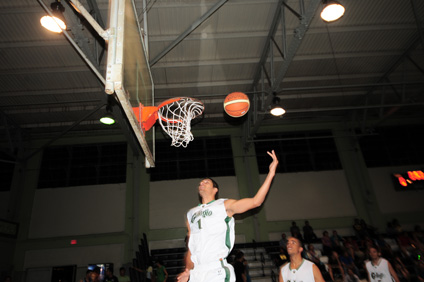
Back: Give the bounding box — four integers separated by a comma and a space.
262, 170, 357, 221
368, 166, 424, 214
29, 183, 126, 238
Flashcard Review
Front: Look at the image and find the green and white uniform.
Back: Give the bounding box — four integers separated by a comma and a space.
187, 198, 235, 282
366, 258, 393, 282
281, 259, 315, 282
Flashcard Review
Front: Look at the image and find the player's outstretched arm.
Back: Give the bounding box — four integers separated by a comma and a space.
225, 150, 278, 217
312, 264, 325, 282
388, 261, 400, 282
177, 268, 190, 282
178, 220, 193, 282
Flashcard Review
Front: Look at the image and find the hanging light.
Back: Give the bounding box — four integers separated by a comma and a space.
270, 96, 286, 117
321, 0, 345, 22
100, 105, 116, 125
40, 0, 67, 33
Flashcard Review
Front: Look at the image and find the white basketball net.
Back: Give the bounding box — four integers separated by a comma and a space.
157, 97, 204, 147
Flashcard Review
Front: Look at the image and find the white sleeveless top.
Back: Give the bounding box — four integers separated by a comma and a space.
187, 199, 235, 266
365, 258, 393, 282
281, 259, 315, 282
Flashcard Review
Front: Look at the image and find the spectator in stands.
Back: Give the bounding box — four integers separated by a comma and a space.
331, 230, 345, 252
416, 260, 424, 282
290, 221, 303, 240
279, 237, 325, 282
321, 231, 333, 256
365, 246, 400, 282
155, 260, 168, 282
412, 225, 424, 250
177, 151, 278, 282
392, 219, 403, 235
305, 244, 322, 266
90, 267, 101, 282
233, 251, 246, 282
104, 268, 119, 282
305, 243, 332, 280
396, 231, 414, 258
393, 257, 410, 282
386, 222, 397, 239
364, 236, 376, 253
339, 250, 360, 277
350, 241, 366, 265
303, 221, 318, 244
343, 237, 356, 260
146, 262, 154, 282
361, 219, 376, 238
352, 218, 367, 240
132, 262, 154, 282
79, 270, 91, 282
344, 267, 360, 282
279, 233, 288, 253
118, 267, 130, 282
373, 235, 393, 260
327, 251, 345, 281
274, 246, 289, 268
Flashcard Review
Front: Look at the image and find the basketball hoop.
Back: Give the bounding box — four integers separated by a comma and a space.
157, 97, 204, 147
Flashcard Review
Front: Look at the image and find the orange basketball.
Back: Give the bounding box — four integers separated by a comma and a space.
223, 92, 250, 117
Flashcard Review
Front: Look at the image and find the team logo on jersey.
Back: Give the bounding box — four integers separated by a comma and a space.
191, 209, 213, 223
371, 272, 384, 279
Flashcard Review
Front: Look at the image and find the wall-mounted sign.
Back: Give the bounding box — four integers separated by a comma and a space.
392, 170, 424, 191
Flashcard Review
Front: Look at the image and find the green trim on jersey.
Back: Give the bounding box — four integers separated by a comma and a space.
220, 259, 231, 282
225, 216, 232, 250
197, 199, 216, 206
289, 258, 305, 271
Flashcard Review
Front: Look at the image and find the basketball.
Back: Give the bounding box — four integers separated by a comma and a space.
223, 92, 250, 118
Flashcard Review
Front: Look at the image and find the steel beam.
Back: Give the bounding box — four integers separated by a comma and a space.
149, 0, 228, 67
245, 0, 322, 147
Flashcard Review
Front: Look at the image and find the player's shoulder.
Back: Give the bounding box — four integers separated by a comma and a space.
303, 259, 314, 266
187, 204, 201, 214
280, 261, 289, 270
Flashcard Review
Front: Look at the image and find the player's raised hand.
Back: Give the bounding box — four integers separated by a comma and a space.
267, 150, 278, 173
177, 268, 190, 282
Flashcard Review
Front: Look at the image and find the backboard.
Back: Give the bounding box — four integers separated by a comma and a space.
105, 0, 155, 168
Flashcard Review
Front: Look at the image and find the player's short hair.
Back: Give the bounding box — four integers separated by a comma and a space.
290, 236, 304, 249
368, 245, 380, 253
202, 177, 219, 199
207, 178, 219, 190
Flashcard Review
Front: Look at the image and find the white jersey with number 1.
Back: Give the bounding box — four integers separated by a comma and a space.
187, 198, 235, 265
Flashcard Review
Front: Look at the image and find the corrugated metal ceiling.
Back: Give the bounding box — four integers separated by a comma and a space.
0, 0, 423, 160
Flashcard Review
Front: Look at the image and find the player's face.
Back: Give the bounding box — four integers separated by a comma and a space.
198, 179, 217, 198
286, 237, 302, 255
369, 248, 379, 260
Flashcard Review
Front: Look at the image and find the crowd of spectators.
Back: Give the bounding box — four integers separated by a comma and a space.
274, 219, 424, 282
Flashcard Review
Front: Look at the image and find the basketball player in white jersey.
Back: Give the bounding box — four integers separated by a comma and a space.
177, 150, 279, 282
279, 237, 325, 282
365, 246, 400, 282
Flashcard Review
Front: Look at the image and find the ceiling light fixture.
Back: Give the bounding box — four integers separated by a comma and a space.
270, 96, 286, 117
100, 105, 116, 125
320, 0, 345, 22
40, 0, 67, 33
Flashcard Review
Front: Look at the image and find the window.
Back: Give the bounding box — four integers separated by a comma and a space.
38, 143, 127, 188
150, 137, 235, 181
359, 125, 424, 167
255, 131, 342, 174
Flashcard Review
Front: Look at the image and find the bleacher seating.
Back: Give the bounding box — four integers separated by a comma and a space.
130, 231, 423, 282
